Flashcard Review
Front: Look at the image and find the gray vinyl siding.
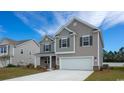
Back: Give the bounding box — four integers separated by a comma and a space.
40, 36, 54, 53
57, 19, 99, 66
55, 28, 74, 52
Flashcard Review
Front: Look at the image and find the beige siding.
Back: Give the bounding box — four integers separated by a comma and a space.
12, 40, 40, 65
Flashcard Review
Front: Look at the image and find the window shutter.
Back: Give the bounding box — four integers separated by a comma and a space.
80, 37, 82, 46
49, 45, 51, 51
44, 45, 45, 51
59, 39, 61, 48
67, 38, 70, 47
90, 36, 93, 45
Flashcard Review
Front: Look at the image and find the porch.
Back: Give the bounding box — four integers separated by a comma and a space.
34, 53, 57, 70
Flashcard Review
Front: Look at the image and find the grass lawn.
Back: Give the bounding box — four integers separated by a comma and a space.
85, 67, 124, 81
0, 67, 46, 80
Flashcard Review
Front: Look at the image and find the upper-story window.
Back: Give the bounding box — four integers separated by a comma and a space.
44, 44, 51, 52
0, 46, 7, 53
59, 38, 70, 48
21, 49, 23, 54
80, 35, 93, 47
0, 47, 4, 53
3, 47, 7, 53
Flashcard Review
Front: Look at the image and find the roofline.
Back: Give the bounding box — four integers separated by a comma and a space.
65, 16, 100, 30
55, 26, 76, 36
39, 35, 54, 44
16, 40, 39, 47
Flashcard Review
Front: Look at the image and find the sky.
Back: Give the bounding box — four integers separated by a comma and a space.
0, 11, 124, 52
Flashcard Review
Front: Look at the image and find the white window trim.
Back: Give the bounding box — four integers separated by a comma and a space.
44, 43, 50, 52
55, 35, 76, 54
61, 37, 68, 48
82, 35, 91, 47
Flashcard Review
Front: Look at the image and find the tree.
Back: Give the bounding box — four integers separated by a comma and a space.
103, 47, 124, 62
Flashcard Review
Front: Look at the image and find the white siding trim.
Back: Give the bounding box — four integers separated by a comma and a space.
34, 56, 37, 68
55, 51, 75, 54
98, 32, 100, 69
49, 56, 52, 69
73, 35, 76, 52
54, 38, 56, 53
82, 35, 90, 37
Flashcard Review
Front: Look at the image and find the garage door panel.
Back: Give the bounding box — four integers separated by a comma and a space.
60, 57, 93, 70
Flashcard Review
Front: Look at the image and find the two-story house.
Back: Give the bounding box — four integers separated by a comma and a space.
34, 17, 104, 71
0, 38, 40, 67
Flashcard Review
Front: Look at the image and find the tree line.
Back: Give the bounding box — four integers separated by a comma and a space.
103, 47, 124, 62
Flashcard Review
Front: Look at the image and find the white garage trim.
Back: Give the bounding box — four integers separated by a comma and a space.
59, 56, 94, 70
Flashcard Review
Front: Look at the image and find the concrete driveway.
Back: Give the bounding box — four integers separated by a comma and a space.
7, 70, 93, 81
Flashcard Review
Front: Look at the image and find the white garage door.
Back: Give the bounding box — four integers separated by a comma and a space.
60, 56, 93, 70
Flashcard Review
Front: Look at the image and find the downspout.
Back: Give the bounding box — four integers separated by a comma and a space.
97, 32, 100, 70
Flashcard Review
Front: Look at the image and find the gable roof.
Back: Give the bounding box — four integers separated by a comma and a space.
55, 26, 76, 36
66, 17, 100, 30
66, 17, 104, 47
15, 40, 31, 45
0, 38, 39, 47
0, 38, 16, 45
39, 35, 54, 43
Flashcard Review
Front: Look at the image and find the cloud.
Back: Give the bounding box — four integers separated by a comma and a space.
78, 11, 124, 30
14, 12, 61, 36
14, 11, 124, 36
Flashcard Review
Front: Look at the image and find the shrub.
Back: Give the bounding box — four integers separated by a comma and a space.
102, 64, 109, 69
36, 65, 47, 71
7, 64, 16, 67
26, 63, 34, 69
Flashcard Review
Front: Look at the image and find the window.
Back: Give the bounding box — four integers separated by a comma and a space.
61, 38, 68, 48
83, 36, 90, 46
4, 47, 7, 53
0, 47, 3, 53
21, 49, 23, 54
80, 35, 92, 47
0, 46, 7, 53
59, 38, 70, 48
44, 44, 51, 52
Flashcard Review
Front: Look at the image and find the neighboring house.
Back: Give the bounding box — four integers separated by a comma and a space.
35, 17, 104, 71
0, 38, 40, 67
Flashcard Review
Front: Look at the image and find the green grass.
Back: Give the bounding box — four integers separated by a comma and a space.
0, 67, 46, 80
85, 67, 124, 81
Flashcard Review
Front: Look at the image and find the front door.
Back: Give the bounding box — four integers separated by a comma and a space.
44, 57, 50, 68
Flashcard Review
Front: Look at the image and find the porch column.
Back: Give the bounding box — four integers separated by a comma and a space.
34, 56, 37, 68
56, 55, 58, 66
49, 56, 52, 70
